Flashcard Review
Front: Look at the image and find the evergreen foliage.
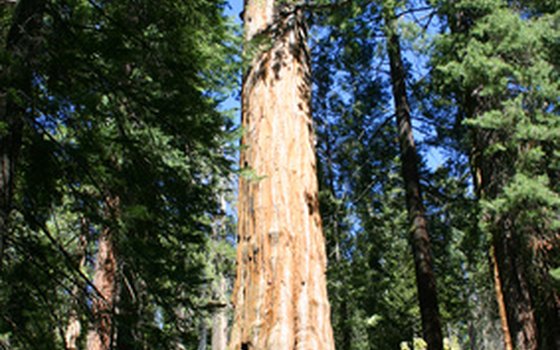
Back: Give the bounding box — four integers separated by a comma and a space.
1, 0, 237, 348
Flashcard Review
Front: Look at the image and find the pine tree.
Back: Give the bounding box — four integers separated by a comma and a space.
380, 2, 444, 349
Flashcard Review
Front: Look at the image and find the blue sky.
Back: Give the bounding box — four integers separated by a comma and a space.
221, 0, 446, 170
225, 0, 243, 23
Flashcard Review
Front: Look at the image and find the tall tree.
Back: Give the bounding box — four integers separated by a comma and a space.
381, 2, 443, 349
229, 1, 335, 349
430, 1, 560, 348
0, 0, 236, 348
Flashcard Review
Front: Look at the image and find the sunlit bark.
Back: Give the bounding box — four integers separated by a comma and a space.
229, 1, 334, 349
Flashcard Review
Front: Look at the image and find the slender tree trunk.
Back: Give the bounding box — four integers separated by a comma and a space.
490, 246, 513, 350
173, 305, 188, 350
211, 193, 230, 350
87, 197, 119, 350
381, 7, 443, 350
199, 321, 208, 350
323, 124, 350, 350
0, 0, 46, 268
229, 1, 335, 349
65, 218, 89, 350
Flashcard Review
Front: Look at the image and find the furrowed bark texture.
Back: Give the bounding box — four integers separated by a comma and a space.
493, 228, 538, 350
87, 198, 118, 350
229, 1, 334, 349
382, 7, 443, 350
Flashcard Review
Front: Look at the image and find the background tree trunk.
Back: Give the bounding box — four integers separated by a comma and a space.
467, 83, 538, 350
212, 275, 229, 350
382, 6, 443, 350
229, 1, 335, 349
65, 218, 89, 350
490, 246, 513, 350
87, 197, 118, 350
493, 228, 538, 350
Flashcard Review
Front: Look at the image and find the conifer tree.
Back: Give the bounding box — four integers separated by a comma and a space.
229, 1, 335, 348
0, 1, 236, 348
381, 2, 443, 349
429, 1, 560, 348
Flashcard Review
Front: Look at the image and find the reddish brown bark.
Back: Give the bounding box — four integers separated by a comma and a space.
65, 219, 88, 350
490, 246, 514, 350
493, 229, 538, 350
229, 1, 334, 349
87, 199, 118, 350
445, 7, 541, 348
471, 120, 538, 350
382, 6, 443, 350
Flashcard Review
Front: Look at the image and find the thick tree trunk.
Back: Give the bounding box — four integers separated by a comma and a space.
493, 228, 538, 350
0, 0, 46, 268
382, 7, 443, 350
450, 11, 520, 348
229, 1, 335, 349
87, 198, 118, 350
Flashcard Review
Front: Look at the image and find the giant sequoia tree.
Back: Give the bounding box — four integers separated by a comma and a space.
229, 1, 335, 349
